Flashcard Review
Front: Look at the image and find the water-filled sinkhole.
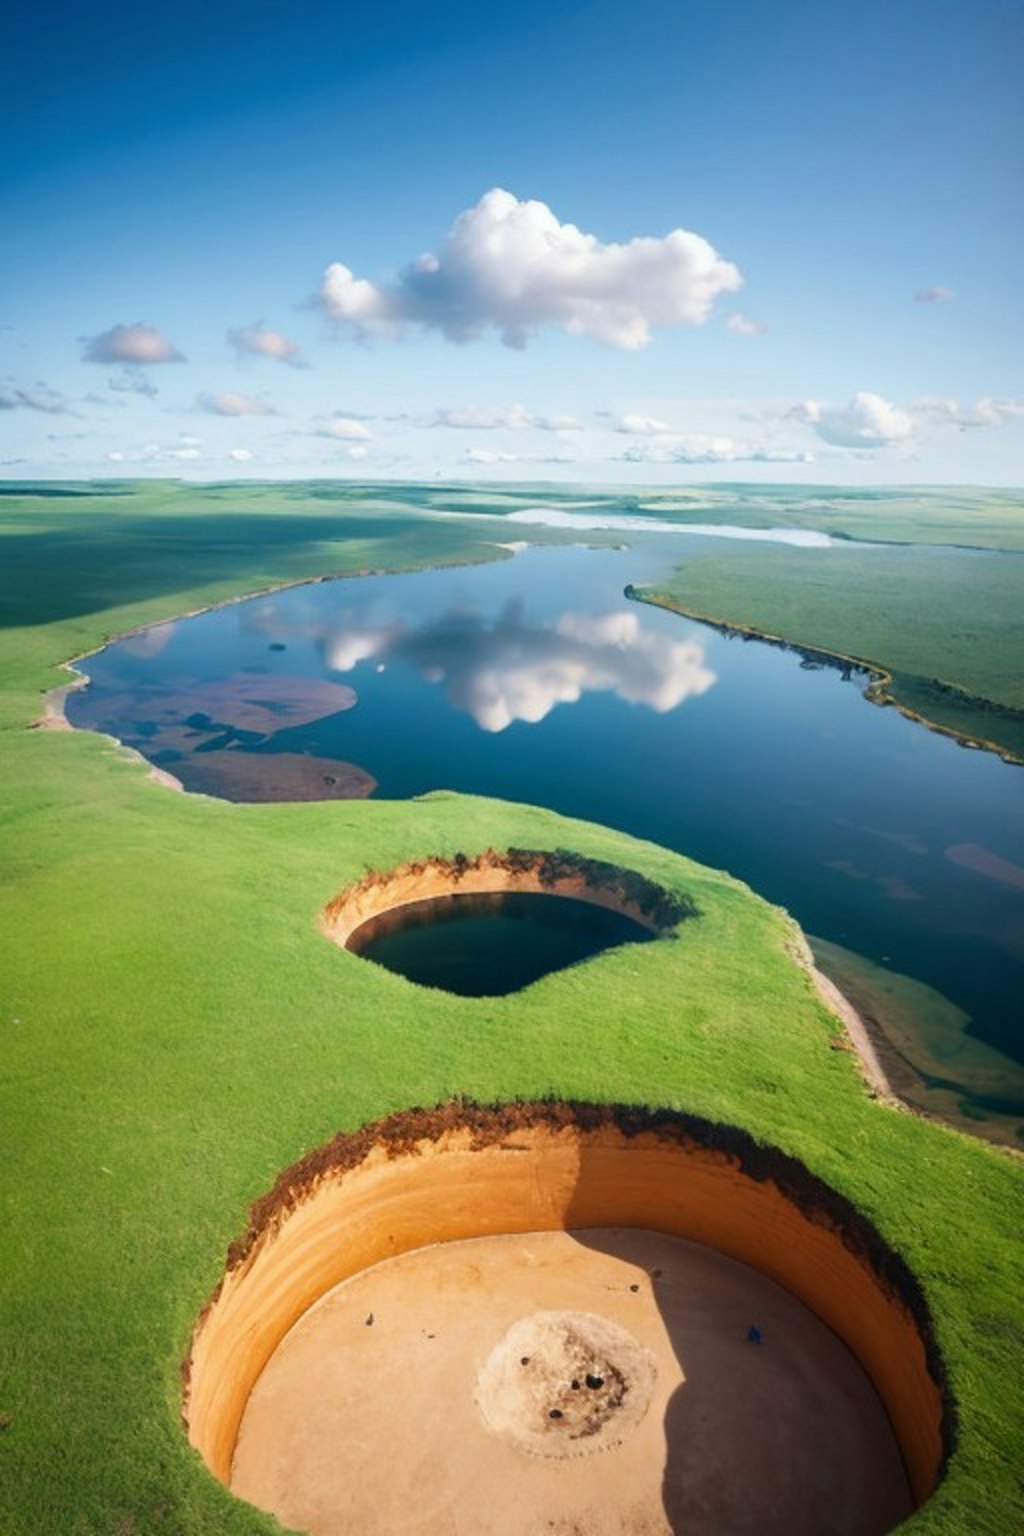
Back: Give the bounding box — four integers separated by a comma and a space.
347, 889, 657, 995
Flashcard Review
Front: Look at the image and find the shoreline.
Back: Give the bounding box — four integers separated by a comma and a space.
25, 551, 994, 1125
31, 547, 514, 743
625, 586, 1024, 767
786, 929, 902, 1108
809, 962, 900, 1105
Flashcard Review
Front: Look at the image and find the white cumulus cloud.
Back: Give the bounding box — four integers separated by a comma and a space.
914, 285, 955, 304
615, 413, 672, 436
198, 391, 277, 417
228, 322, 306, 367
793, 392, 914, 449
316, 415, 372, 441
316, 187, 741, 349
83, 323, 185, 365
229, 448, 254, 462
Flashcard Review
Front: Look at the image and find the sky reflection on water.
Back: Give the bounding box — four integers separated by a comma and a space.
67, 538, 1024, 1135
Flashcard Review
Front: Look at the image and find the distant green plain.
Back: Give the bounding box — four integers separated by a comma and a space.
0, 481, 1021, 1536
626, 488, 1024, 762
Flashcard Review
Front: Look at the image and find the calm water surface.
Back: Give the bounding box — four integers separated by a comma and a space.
69, 540, 1024, 1127
348, 891, 655, 996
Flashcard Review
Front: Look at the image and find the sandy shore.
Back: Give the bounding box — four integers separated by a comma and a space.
809, 963, 898, 1102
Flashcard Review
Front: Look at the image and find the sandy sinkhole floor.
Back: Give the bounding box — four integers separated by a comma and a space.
231, 1227, 912, 1536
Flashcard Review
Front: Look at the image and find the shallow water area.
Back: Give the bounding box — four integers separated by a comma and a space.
68, 537, 1024, 1139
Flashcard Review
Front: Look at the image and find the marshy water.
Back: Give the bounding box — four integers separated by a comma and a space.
68, 537, 1024, 1139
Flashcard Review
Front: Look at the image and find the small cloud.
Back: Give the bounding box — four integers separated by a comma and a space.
615, 413, 672, 436
914, 395, 1024, 430
535, 414, 583, 432
316, 415, 372, 441
466, 448, 519, 464
345, 445, 369, 461
108, 367, 158, 398
727, 312, 768, 336
228, 322, 307, 367
315, 186, 741, 349
434, 403, 532, 430
82, 323, 185, 365
229, 448, 253, 462
198, 391, 277, 417
791, 392, 914, 449
105, 439, 203, 465
0, 383, 74, 414
914, 285, 955, 304
432, 403, 582, 432
622, 433, 811, 465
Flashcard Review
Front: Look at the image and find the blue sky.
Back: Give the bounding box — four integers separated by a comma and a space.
2, 0, 1021, 483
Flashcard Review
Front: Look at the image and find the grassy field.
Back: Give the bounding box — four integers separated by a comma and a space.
410, 478, 1024, 760
632, 540, 1024, 761
1, 481, 1022, 1535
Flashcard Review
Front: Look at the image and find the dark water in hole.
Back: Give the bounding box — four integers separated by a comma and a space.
348, 892, 655, 996
67, 537, 1024, 1135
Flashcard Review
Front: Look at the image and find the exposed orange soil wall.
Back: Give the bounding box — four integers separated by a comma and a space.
184, 1109, 945, 1509
320, 850, 686, 948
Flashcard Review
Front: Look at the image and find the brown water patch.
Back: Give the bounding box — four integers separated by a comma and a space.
146, 672, 357, 735
945, 843, 1024, 891
184, 1103, 950, 1535
178, 750, 375, 802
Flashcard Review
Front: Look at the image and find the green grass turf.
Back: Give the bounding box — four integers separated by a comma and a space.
628, 484, 1024, 551
632, 540, 1024, 761
422, 480, 1024, 552
0, 482, 1022, 1535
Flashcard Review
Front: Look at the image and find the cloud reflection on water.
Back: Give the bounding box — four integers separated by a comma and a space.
321, 600, 716, 732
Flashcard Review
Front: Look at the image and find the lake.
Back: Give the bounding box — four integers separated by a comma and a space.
67, 537, 1024, 1139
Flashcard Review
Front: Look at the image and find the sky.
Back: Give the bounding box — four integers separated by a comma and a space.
2, 0, 1022, 484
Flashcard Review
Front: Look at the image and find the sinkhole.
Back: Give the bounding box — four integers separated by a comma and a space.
184, 1103, 950, 1536
321, 848, 692, 996
347, 890, 656, 995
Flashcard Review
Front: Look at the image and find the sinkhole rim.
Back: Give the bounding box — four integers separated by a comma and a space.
183, 1099, 954, 1525
343, 887, 659, 996
319, 848, 696, 992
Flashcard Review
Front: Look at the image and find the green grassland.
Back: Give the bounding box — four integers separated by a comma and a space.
633, 541, 1024, 761
632, 484, 1024, 552
1, 482, 1022, 1535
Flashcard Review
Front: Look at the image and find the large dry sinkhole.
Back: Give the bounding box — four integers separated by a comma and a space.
185, 1104, 949, 1536
321, 849, 691, 996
